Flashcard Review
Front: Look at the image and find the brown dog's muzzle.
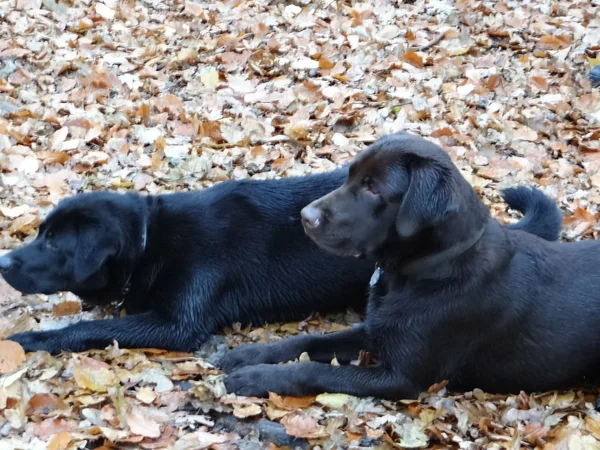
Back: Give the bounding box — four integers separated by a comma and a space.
301, 205, 322, 230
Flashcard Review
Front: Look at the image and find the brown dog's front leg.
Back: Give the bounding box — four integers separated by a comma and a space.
220, 325, 368, 373
224, 361, 417, 399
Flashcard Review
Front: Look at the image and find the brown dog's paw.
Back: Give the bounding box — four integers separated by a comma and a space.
224, 364, 275, 397
219, 343, 277, 373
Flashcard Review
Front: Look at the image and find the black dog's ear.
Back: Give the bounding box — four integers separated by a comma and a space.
73, 226, 119, 283
395, 156, 457, 239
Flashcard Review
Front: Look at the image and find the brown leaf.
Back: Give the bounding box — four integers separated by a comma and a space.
28, 393, 65, 415
47, 431, 71, 450
530, 76, 549, 91
0, 340, 26, 373
268, 392, 316, 410
280, 413, 329, 439
52, 301, 81, 317
38, 151, 71, 165
538, 35, 571, 50
401, 50, 424, 68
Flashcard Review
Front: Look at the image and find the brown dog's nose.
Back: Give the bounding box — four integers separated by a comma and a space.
301, 206, 322, 229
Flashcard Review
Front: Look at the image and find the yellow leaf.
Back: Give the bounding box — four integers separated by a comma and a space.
588, 57, 600, 68
200, 67, 219, 87
233, 403, 263, 418
47, 432, 71, 450
315, 393, 353, 409
449, 46, 471, 56
73, 357, 117, 392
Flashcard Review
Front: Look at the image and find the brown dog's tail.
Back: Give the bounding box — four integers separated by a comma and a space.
502, 186, 563, 241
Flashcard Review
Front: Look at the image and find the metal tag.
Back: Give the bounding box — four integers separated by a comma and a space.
369, 266, 382, 287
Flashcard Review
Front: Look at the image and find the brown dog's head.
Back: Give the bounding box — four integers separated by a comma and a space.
301, 132, 488, 259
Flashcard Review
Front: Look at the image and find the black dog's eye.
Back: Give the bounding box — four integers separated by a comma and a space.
362, 176, 379, 195
45, 231, 57, 250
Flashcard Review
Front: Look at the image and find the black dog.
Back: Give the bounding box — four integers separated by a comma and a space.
1, 164, 558, 356
1, 171, 376, 353
221, 132, 585, 399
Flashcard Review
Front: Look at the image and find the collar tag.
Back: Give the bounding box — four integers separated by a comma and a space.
370, 266, 382, 287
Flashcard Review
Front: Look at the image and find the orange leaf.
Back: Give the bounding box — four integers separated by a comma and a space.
319, 58, 334, 70
38, 151, 71, 165
0, 340, 26, 373
530, 75, 549, 91
47, 432, 71, 450
538, 35, 570, 50
332, 74, 350, 82
487, 75, 502, 89
268, 392, 316, 410
28, 393, 65, 415
52, 301, 81, 317
401, 50, 424, 68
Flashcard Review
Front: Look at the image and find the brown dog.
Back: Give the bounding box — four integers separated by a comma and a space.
220, 132, 589, 399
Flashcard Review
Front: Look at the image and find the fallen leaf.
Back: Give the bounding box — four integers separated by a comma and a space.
268, 392, 315, 410
0, 340, 26, 374
72, 357, 117, 392
280, 413, 329, 439
315, 393, 353, 409
52, 301, 81, 317
233, 403, 263, 418
127, 413, 161, 438
47, 431, 71, 450
401, 51, 424, 68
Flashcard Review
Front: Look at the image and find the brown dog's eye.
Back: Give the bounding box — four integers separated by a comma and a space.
362, 176, 379, 195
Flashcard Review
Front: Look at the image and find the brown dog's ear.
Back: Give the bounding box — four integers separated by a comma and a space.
395, 156, 457, 239
73, 226, 119, 283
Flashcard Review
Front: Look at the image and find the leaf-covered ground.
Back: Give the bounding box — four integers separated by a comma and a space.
1, 0, 600, 448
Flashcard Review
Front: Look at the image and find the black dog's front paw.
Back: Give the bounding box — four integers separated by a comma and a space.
224, 364, 306, 397
7, 330, 63, 354
219, 343, 277, 373
224, 364, 279, 397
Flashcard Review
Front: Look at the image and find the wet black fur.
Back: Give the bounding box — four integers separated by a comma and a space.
1, 162, 560, 357
220, 133, 591, 400
1, 171, 376, 354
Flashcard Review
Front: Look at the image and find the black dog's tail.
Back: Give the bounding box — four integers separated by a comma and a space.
501, 186, 563, 241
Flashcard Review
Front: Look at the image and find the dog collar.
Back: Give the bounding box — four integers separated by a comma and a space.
398, 226, 485, 275
111, 218, 148, 317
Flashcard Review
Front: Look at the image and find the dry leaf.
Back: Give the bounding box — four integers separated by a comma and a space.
315, 393, 353, 409
72, 357, 117, 392
52, 301, 81, 317
47, 431, 71, 450
401, 50, 424, 68
268, 392, 315, 410
233, 403, 263, 418
0, 340, 26, 374
126, 413, 161, 438
280, 413, 329, 439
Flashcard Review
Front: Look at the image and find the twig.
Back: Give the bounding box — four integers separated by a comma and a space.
411, 31, 446, 52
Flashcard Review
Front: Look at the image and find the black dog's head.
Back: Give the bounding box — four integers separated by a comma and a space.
0, 192, 145, 303
301, 132, 487, 259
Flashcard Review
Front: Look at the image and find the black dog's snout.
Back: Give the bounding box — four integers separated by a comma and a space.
0, 255, 12, 272
301, 206, 323, 229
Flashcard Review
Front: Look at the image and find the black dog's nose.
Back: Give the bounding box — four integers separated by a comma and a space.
0, 255, 12, 272
301, 206, 323, 229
